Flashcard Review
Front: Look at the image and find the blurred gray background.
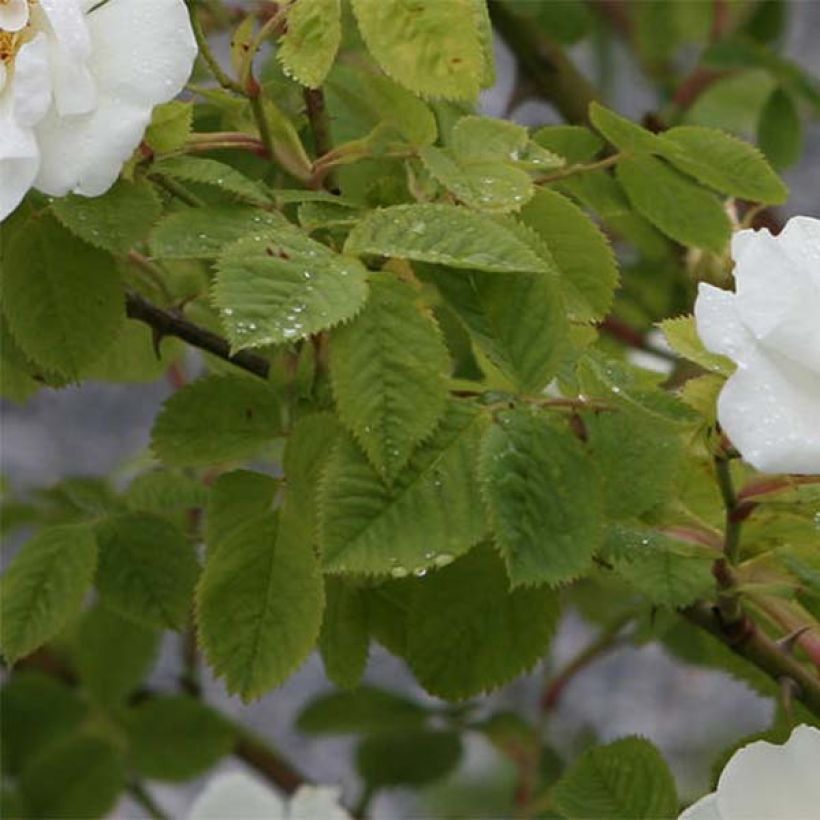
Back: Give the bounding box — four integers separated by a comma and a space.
2, 2, 819, 817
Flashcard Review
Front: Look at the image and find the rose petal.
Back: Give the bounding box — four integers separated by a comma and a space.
33, 0, 195, 197
12, 34, 52, 127
717, 343, 820, 474
716, 725, 820, 820
694, 284, 754, 364
0, 0, 29, 32
0, 105, 39, 222
778, 215, 820, 294
188, 772, 287, 820
678, 793, 723, 820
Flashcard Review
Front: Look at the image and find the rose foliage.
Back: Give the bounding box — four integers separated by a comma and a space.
0, 1, 819, 818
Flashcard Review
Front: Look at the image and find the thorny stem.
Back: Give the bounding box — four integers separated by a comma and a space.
714, 454, 743, 565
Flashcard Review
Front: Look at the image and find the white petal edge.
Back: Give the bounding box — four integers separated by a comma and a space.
678, 792, 722, 820
0, 103, 40, 222
716, 725, 820, 820
717, 343, 820, 474
693, 284, 754, 365
778, 215, 820, 294
187, 772, 287, 820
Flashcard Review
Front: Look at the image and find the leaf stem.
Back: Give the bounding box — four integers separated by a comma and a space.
128, 781, 169, 820
536, 153, 622, 184
149, 173, 205, 208
186, 0, 246, 95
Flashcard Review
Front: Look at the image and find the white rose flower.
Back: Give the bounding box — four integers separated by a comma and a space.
0, 0, 196, 222
694, 216, 820, 475
679, 724, 820, 820
187, 772, 352, 820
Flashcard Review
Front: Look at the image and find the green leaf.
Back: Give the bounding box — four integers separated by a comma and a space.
758, 88, 804, 170
604, 526, 714, 608
1, 216, 123, 378
351, 0, 483, 100
585, 411, 683, 520
320, 401, 487, 575
420, 146, 535, 213
51, 179, 162, 254
95, 513, 198, 630
197, 509, 324, 699
149, 207, 288, 259
345, 204, 551, 273
589, 103, 666, 154
451, 115, 529, 161
126, 470, 210, 517
214, 232, 369, 349
319, 578, 370, 689
659, 315, 733, 374
532, 124, 604, 164
297, 686, 427, 735
405, 546, 560, 699
1, 524, 97, 664
552, 736, 678, 819
151, 375, 283, 467
1, 673, 87, 775
329, 273, 450, 481
357, 730, 462, 787
520, 188, 619, 321
125, 696, 236, 781
278, 0, 341, 88
617, 155, 731, 252
145, 100, 193, 153
660, 125, 788, 204
472, 0, 496, 88
426, 266, 568, 393
205, 470, 278, 558
71, 606, 159, 709
20, 735, 124, 820
151, 156, 272, 206
480, 410, 603, 586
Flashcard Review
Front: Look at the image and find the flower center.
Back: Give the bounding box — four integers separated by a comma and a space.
0, 1, 36, 71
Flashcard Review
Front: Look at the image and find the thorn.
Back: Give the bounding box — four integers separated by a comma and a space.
776, 625, 812, 656
151, 329, 164, 360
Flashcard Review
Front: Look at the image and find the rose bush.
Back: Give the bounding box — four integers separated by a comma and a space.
695, 216, 820, 475
679, 725, 820, 820
0, 0, 196, 221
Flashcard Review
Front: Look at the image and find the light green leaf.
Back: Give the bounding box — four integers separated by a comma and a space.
151, 375, 283, 467
319, 578, 370, 689
126, 470, 210, 517
420, 146, 535, 213
472, 0, 496, 88
659, 315, 733, 374
451, 115, 529, 162
95, 512, 199, 630
1, 216, 123, 378
617, 155, 731, 252
320, 401, 487, 575
520, 188, 619, 321
145, 100, 194, 153
149, 207, 288, 259
661, 125, 788, 204
426, 266, 569, 393
604, 526, 714, 608
197, 509, 324, 699
278, 0, 341, 88
151, 156, 272, 206
585, 411, 683, 519
405, 546, 560, 699
72, 606, 159, 709
532, 125, 604, 164
214, 232, 369, 350
51, 179, 162, 254
297, 686, 427, 735
0, 673, 88, 775
480, 410, 603, 587
351, 0, 483, 100
1, 525, 97, 664
357, 730, 462, 787
329, 273, 450, 481
20, 736, 124, 820
589, 102, 666, 154
125, 696, 236, 781
552, 736, 678, 819
345, 204, 551, 273
205, 470, 278, 558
